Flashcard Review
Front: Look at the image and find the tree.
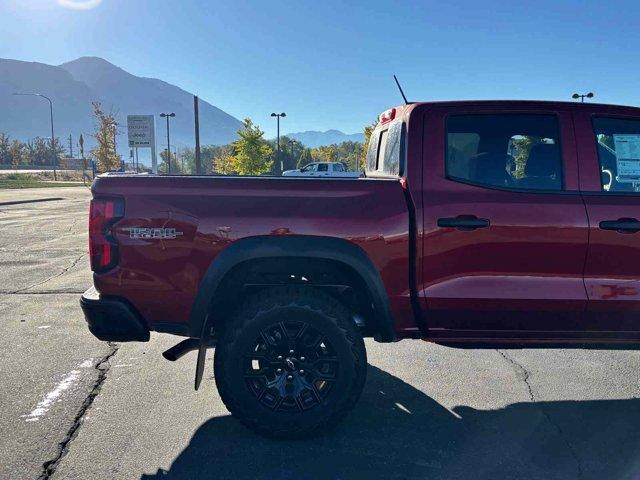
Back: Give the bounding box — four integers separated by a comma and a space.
90, 102, 121, 173
159, 149, 179, 174
230, 118, 273, 175
0, 133, 11, 165
213, 151, 235, 174
297, 148, 313, 168
9, 140, 25, 168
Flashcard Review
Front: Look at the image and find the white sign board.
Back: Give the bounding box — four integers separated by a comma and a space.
127, 115, 155, 148
613, 134, 640, 183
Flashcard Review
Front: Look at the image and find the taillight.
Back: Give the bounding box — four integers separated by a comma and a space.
89, 198, 124, 272
379, 107, 396, 125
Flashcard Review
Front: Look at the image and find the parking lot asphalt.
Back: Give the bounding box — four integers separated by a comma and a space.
0, 187, 638, 480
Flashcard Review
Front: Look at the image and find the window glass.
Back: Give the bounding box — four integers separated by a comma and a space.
301, 163, 316, 172
593, 117, 640, 193
376, 129, 389, 171
334, 163, 344, 172
366, 131, 380, 171
382, 121, 403, 176
446, 114, 563, 191
365, 121, 404, 177
317, 163, 328, 172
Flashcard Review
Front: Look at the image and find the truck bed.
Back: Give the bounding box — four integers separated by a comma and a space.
91, 175, 414, 335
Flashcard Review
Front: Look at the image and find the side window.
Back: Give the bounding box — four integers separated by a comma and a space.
446, 114, 563, 191
301, 163, 316, 172
317, 163, 328, 172
593, 117, 640, 193
334, 163, 344, 172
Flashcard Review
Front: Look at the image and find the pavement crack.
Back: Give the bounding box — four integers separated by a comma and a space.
497, 350, 584, 479
497, 349, 535, 401
11, 252, 86, 294
0, 290, 85, 295
38, 342, 119, 480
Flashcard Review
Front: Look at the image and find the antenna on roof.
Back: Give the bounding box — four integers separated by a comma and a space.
393, 75, 409, 105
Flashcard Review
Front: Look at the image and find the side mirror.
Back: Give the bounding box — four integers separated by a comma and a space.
299, 169, 303, 172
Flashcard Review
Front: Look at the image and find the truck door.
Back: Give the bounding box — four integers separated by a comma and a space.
574, 111, 640, 333
420, 106, 589, 338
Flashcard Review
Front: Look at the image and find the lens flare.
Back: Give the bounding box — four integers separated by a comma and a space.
57, 0, 103, 10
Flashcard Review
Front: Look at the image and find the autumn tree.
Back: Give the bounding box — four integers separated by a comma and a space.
230, 118, 272, 175
9, 140, 25, 168
297, 148, 313, 168
90, 102, 121, 173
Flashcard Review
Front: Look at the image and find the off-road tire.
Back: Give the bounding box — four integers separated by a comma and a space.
214, 285, 367, 438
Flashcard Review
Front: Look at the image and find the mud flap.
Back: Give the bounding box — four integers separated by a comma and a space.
194, 314, 211, 390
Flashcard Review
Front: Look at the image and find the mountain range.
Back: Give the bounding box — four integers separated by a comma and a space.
0, 57, 242, 155
285, 129, 364, 148
0, 56, 365, 157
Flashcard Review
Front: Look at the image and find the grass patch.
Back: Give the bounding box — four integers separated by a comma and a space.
0, 174, 84, 189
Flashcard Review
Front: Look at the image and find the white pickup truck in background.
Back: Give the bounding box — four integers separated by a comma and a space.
282, 162, 362, 177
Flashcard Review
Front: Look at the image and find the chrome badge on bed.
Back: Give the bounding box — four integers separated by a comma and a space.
126, 227, 183, 239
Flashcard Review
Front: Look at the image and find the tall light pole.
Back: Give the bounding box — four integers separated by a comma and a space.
160, 112, 175, 173
270, 112, 286, 175
572, 92, 594, 103
13, 92, 57, 180
287, 139, 297, 170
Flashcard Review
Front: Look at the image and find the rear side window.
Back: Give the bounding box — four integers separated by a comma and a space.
593, 117, 640, 193
446, 114, 563, 191
317, 163, 328, 172
366, 121, 404, 176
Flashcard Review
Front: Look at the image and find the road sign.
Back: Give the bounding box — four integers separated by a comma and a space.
127, 115, 158, 173
127, 115, 155, 148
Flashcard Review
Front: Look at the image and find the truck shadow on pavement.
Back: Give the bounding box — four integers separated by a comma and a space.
141, 365, 640, 480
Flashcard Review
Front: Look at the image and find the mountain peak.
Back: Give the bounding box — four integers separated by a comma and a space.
286, 129, 364, 148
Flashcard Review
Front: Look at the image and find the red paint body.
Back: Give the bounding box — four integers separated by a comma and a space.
91, 100, 640, 345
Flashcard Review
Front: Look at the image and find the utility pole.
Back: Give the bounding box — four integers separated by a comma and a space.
160, 112, 175, 173
194, 96, 201, 175
68, 134, 73, 158
270, 112, 286, 175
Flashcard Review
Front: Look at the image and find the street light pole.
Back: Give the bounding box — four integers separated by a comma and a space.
288, 139, 297, 170
270, 112, 286, 175
13, 92, 57, 180
572, 92, 594, 103
160, 112, 175, 174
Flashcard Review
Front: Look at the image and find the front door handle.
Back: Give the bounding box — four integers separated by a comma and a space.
599, 218, 640, 233
437, 216, 490, 230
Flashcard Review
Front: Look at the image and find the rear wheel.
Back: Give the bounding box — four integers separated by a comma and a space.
214, 286, 367, 438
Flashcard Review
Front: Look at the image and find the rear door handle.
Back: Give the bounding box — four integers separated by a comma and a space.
599, 218, 640, 233
437, 216, 490, 230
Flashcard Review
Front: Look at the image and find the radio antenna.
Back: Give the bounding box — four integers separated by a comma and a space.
393, 75, 409, 105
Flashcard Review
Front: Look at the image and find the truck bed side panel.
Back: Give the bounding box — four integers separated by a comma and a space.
91, 176, 414, 335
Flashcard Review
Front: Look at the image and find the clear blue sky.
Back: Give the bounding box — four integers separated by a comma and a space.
1, 0, 639, 137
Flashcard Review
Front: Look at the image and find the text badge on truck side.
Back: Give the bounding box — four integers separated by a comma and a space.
80, 100, 640, 437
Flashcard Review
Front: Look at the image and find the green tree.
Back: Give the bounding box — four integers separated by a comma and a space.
90, 102, 121, 173
159, 149, 179, 174
230, 118, 273, 175
0, 133, 10, 165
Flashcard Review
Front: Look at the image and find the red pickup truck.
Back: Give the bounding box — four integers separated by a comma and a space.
81, 100, 640, 437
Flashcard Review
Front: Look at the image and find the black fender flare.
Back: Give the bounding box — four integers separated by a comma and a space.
188, 235, 397, 342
